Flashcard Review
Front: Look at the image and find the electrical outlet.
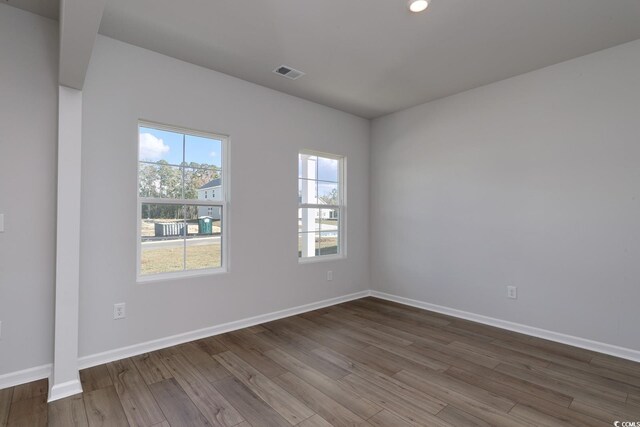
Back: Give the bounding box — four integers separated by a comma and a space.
0, 214, 4, 232
113, 303, 126, 319
507, 286, 517, 299
327, 270, 333, 281
0, 321, 2, 339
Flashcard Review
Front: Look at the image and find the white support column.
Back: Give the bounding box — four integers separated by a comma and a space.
49, 86, 83, 401
301, 155, 317, 257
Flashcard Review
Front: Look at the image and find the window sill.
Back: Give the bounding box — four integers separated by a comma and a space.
298, 254, 345, 264
137, 267, 227, 284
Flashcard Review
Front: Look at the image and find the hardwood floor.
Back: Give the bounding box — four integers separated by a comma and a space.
2, 297, 640, 426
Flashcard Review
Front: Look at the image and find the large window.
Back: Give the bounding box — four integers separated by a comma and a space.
137, 122, 228, 280
298, 151, 344, 260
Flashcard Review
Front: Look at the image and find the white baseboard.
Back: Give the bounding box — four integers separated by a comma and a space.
6, 287, 638, 395
48, 379, 82, 402
370, 290, 640, 363
0, 363, 52, 390
78, 290, 371, 369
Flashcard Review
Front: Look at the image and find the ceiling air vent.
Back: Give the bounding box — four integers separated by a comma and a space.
273, 65, 305, 80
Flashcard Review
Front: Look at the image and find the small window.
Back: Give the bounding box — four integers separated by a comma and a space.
298, 151, 345, 260
138, 122, 228, 280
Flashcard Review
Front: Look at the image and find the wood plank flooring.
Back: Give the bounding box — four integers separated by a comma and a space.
2, 297, 640, 426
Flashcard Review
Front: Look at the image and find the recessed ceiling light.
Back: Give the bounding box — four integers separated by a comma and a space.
408, 0, 429, 13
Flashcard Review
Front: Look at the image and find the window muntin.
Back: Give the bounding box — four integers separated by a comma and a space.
138, 123, 227, 279
298, 152, 344, 260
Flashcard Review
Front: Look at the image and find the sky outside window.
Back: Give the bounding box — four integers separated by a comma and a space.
139, 126, 222, 168
298, 155, 339, 183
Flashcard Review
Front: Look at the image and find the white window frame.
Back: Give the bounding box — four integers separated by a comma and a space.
298, 150, 346, 263
136, 120, 229, 282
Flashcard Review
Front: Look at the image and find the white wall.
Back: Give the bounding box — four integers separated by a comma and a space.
2, 3, 639, 382
371, 39, 640, 351
79, 36, 370, 358
0, 5, 58, 376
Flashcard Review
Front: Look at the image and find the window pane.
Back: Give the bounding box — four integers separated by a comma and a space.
299, 208, 319, 233
319, 231, 339, 255
139, 127, 183, 165
318, 182, 339, 205
185, 168, 221, 200
299, 154, 318, 179
298, 232, 318, 258
185, 135, 222, 169
139, 163, 161, 198
317, 156, 339, 182
139, 123, 227, 278
298, 152, 343, 260
139, 163, 184, 198
140, 203, 185, 275
298, 179, 318, 204
319, 209, 339, 232
185, 205, 222, 270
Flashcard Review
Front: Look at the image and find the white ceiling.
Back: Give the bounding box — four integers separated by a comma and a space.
6, 0, 640, 118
